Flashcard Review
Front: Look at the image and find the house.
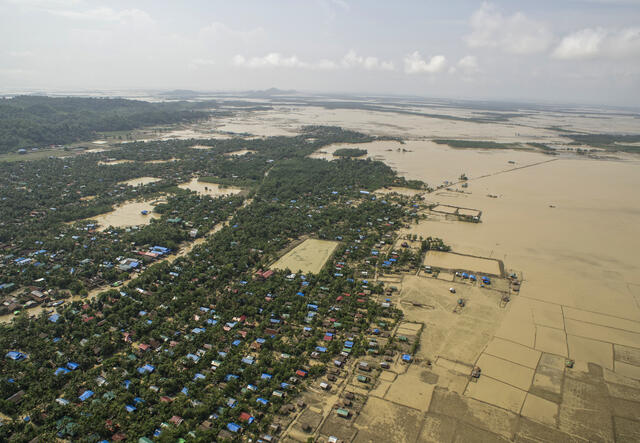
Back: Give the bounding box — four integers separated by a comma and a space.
238, 412, 254, 424
78, 390, 94, 402
169, 415, 183, 426
7, 390, 25, 404
6, 351, 28, 361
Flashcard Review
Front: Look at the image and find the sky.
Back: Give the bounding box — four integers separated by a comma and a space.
1, 0, 640, 106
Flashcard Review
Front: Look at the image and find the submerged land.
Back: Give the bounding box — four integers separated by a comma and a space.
0, 92, 639, 442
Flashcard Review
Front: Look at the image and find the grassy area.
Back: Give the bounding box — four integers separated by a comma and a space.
0, 148, 69, 162
333, 147, 368, 157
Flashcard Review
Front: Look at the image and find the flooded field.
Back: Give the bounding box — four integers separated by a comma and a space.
310, 140, 553, 186
213, 104, 640, 142
177, 178, 243, 197
145, 158, 178, 164
223, 149, 256, 156
424, 250, 502, 276
87, 200, 158, 231
98, 159, 134, 165
271, 239, 339, 274
118, 176, 161, 186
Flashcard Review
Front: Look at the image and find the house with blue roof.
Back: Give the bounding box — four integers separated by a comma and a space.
78, 390, 94, 402
55, 367, 70, 376
6, 351, 28, 361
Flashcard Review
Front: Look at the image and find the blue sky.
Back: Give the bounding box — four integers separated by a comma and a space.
2, 0, 639, 106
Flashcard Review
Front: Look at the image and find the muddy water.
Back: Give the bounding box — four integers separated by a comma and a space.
145, 158, 178, 164
312, 140, 553, 185
214, 106, 565, 143
404, 158, 640, 322
119, 177, 161, 186
98, 159, 134, 165
89, 200, 159, 231
224, 149, 256, 156
178, 178, 243, 197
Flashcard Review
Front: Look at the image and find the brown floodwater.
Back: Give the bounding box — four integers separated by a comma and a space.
177, 178, 243, 197
89, 200, 159, 231
311, 140, 553, 186
404, 157, 640, 322
118, 177, 161, 186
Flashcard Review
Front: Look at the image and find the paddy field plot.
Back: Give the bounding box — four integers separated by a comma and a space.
271, 239, 339, 274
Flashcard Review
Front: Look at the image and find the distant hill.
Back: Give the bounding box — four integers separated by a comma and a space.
245, 88, 297, 97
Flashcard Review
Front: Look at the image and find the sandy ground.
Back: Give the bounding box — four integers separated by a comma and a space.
177, 178, 243, 197
271, 239, 339, 274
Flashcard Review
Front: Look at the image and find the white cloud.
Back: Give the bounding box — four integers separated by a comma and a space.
553, 27, 640, 59
341, 50, 395, 71
458, 55, 479, 71
466, 2, 552, 54
233, 51, 394, 71
449, 55, 479, 75
233, 53, 310, 69
403, 52, 446, 74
